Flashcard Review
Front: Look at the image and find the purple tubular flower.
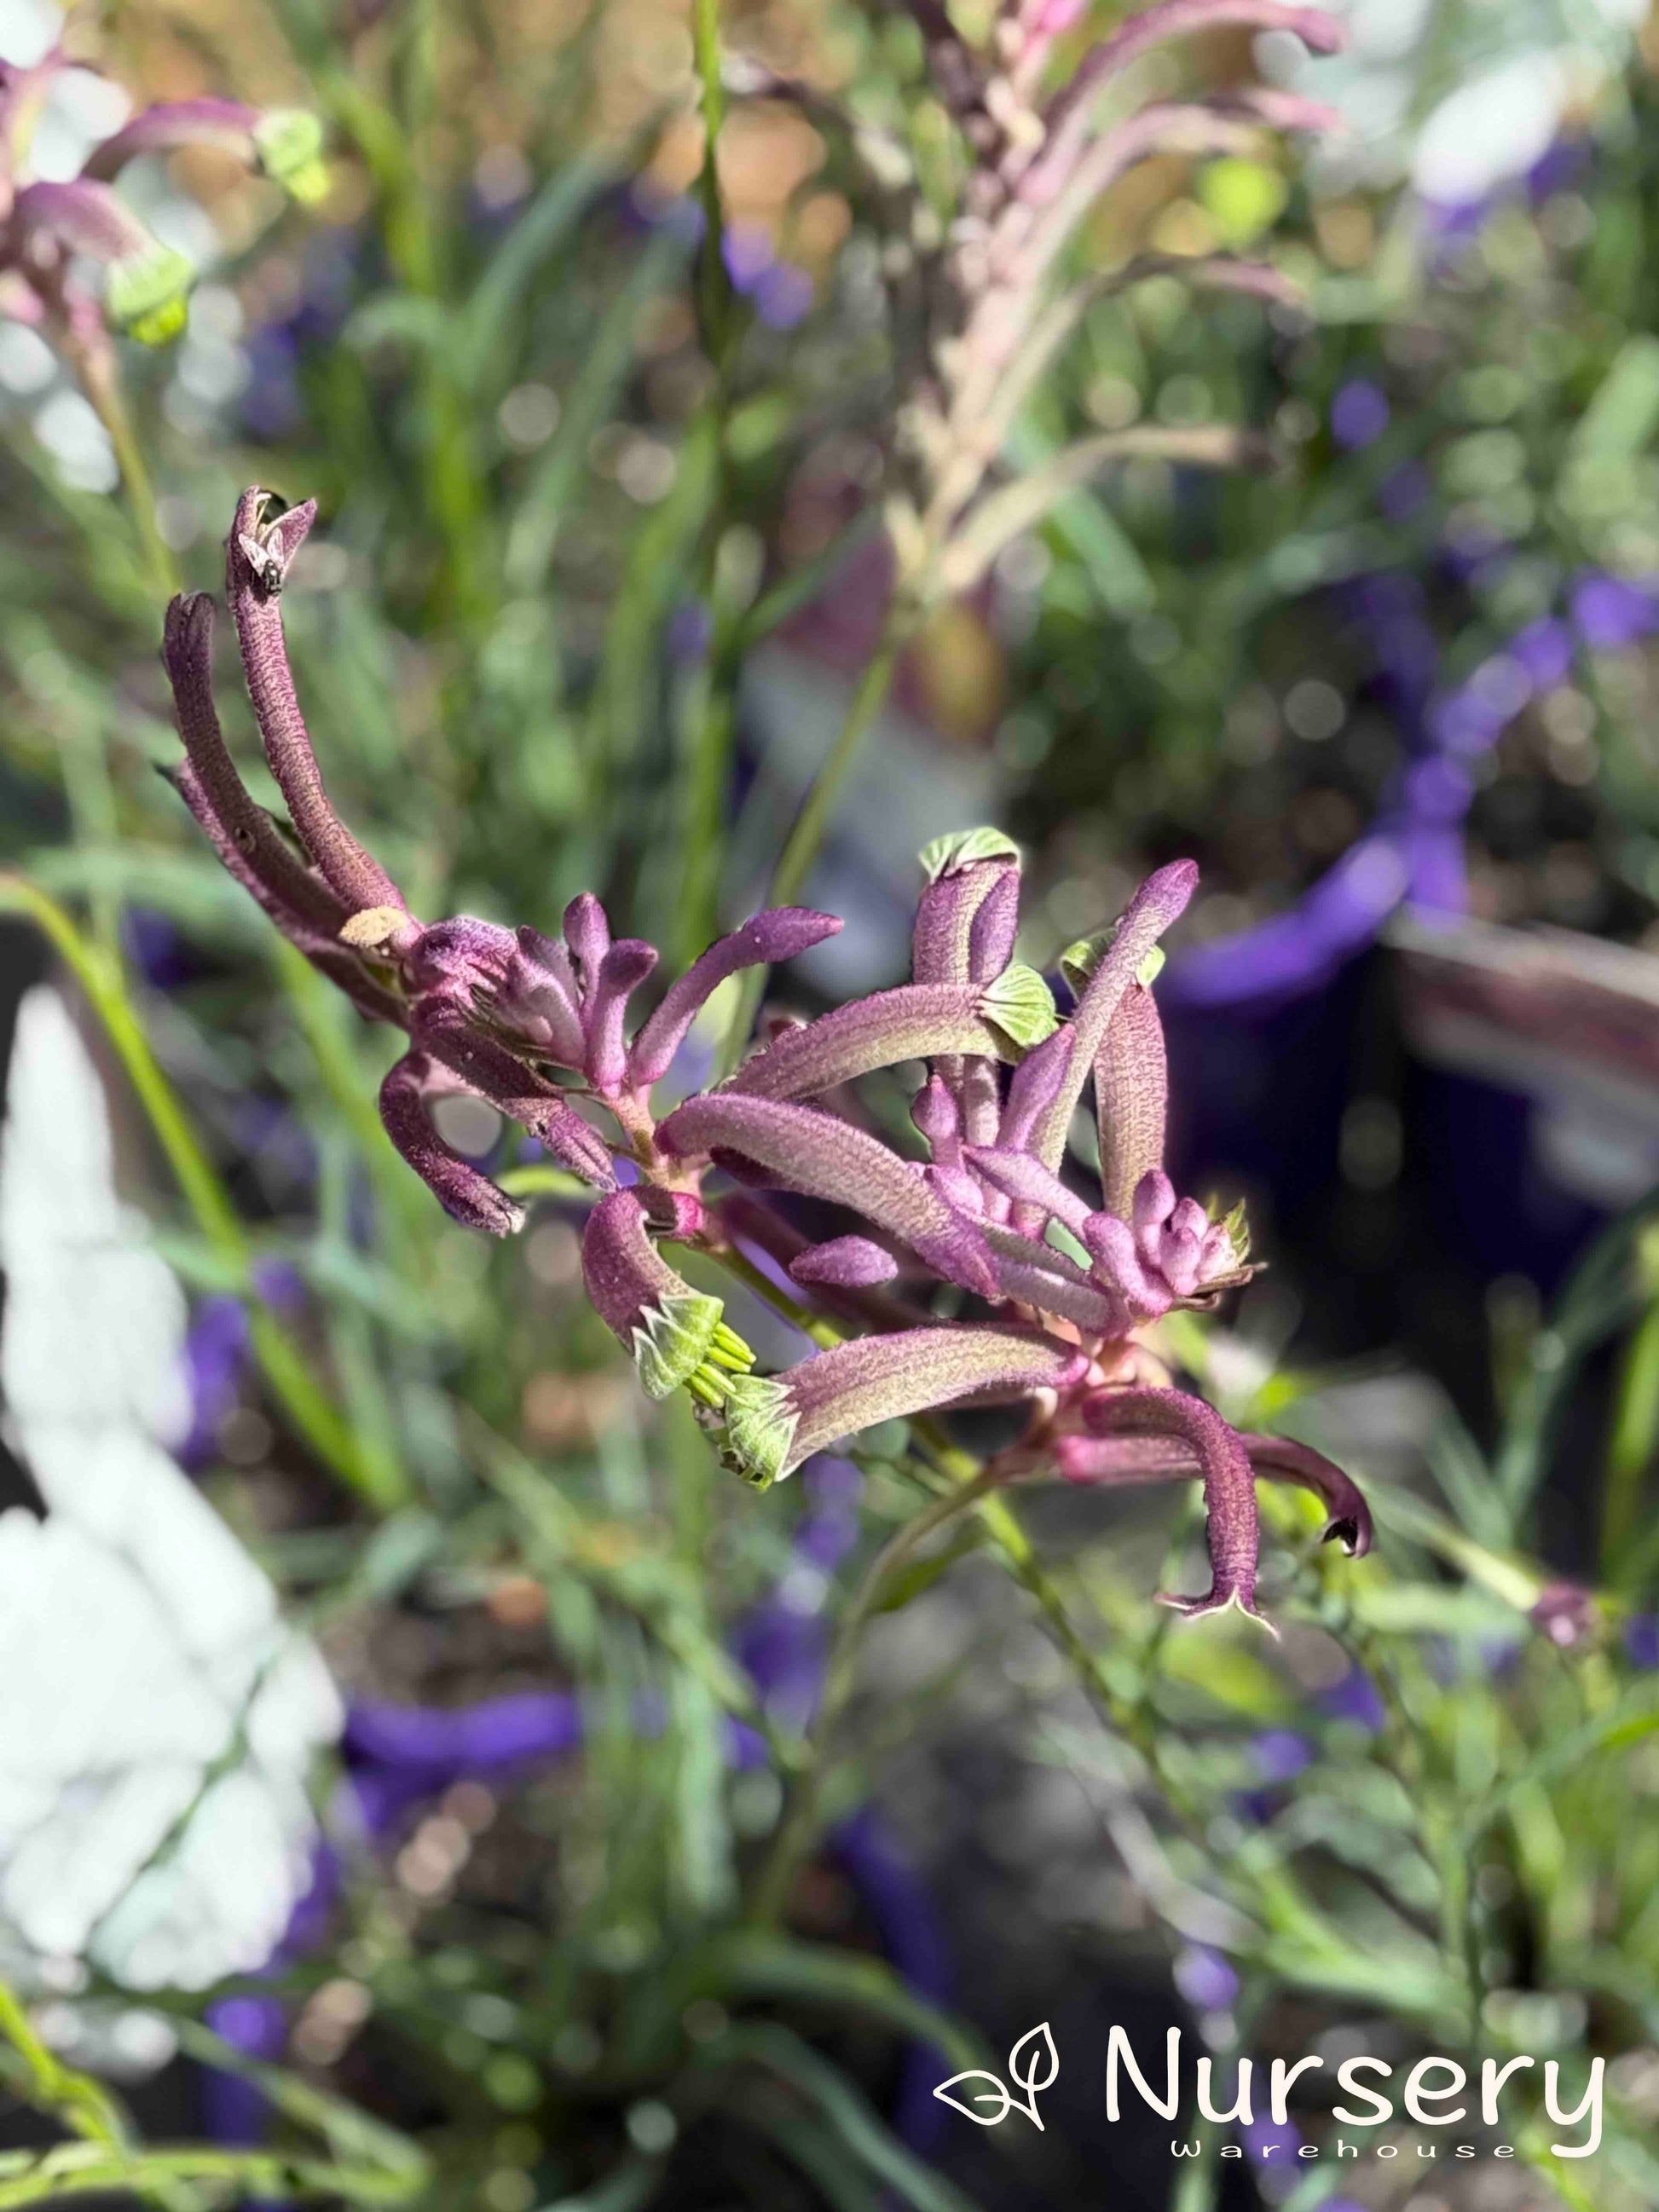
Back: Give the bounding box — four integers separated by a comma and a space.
1029, 860, 1197, 1172
627, 909, 843, 1088
725, 979, 1049, 1101
505, 928, 587, 1066
912, 830, 1026, 1146
1094, 984, 1167, 1224
1055, 1424, 1372, 1560
410, 1004, 617, 1189
964, 1146, 1095, 1241
1034, 0, 1343, 185
584, 939, 659, 1094
379, 1052, 524, 1236
581, 1189, 755, 1405
715, 1325, 1084, 1487
227, 490, 407, 916
789, 1236, 901, 1287
78, 100, 328, 206
658, 1092, 1001, 1297
1075, 1387, 1271, 1626
562, 892, 611, 990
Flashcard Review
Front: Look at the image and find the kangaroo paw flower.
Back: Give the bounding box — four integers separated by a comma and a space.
1058, 1423, 1371, 1560
379, 1052, 524, 1236
627, 908, 842, 1088
1080, 1385, 1272, 1626
714, 1325, 1084, 1488
659, 1091, 1000, 1297
581, 1191, 755, 1405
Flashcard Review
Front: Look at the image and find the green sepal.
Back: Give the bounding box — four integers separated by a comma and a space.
979, 962, 1058, 1050
1216, 1196, 1250, 1263
714, 1373, 800, 1491
107, 245, 194, 345
917, 826, 1020, 883
1061, 929, 1164, 997
631, 1291, 725, 1401
254, 108, 330, 205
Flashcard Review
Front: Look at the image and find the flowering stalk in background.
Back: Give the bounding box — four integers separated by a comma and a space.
708, 0, 1350, 1050
164, 488, 1371, 1626
0, 34, 323, 579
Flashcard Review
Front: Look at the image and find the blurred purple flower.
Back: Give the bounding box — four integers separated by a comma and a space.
1625, 1614, 1659, 1669
1572, 572, 1659, 652
1251, 1729, 1314, 1783
1173, 1943, 1240, 2011
1319, 1663, 1384, 1730
1378, 464, 1431, 523
1330, 378, 1388, 450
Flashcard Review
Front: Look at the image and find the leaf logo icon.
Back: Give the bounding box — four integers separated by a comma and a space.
932, 2071, 1013, 2126
933, 2024, 1058, 2128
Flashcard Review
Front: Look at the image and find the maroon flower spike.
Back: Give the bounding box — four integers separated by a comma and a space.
165, 507, 1365, 1623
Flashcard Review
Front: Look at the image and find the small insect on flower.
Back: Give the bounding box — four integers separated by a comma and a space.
164, 489, 1369, 1626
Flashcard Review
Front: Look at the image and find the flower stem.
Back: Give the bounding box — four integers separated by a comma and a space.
0, 877, 401, 1510
748, 1453, 1009, 1926
716, 620, 908, 1077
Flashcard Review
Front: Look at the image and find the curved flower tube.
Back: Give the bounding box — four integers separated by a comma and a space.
714, 1326, 1084, 1489
1055, 1424, 1373, 1561
1077, 1386, 1274, 1626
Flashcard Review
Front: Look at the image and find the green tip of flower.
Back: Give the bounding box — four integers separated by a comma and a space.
631, 1291, 753, 1404
1059, 933, 1107, 996
107, 245, 194, 345
1061, 930, 1165, 998
254, 108, 330, 205
713, 1372, 799, 1491
1217, 1196, 1250, 1262
980, 962, 1058, 1050
917, 826, 1020, 883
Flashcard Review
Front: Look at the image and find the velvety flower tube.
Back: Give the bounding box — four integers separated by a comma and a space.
1055, 1424, 1373, 1560
12, 178, 194, 342
583, 939, 659, 1094
716, 1325, 1084, 1488
659, 1091, 1001, 1296
911, 829, 1023, 1146
1020, 0, 1344, 206
379, 1052, 525, 1238
227, 489, 408, 915
80, 99, 329, 205
1078, 1386, 1269, 1624
1093, 980, 1167, 1223
1028, 860, 1198, 1172
627, 908, 843, 1088
910, 829, 1021, 986
409, 1006, 617, 1192
161, 592, 349, 939
725, 973, 1055, 1101
581, 1190, 756, 1406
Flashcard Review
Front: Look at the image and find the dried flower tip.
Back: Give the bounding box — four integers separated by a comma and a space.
339, 905, 413, 951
